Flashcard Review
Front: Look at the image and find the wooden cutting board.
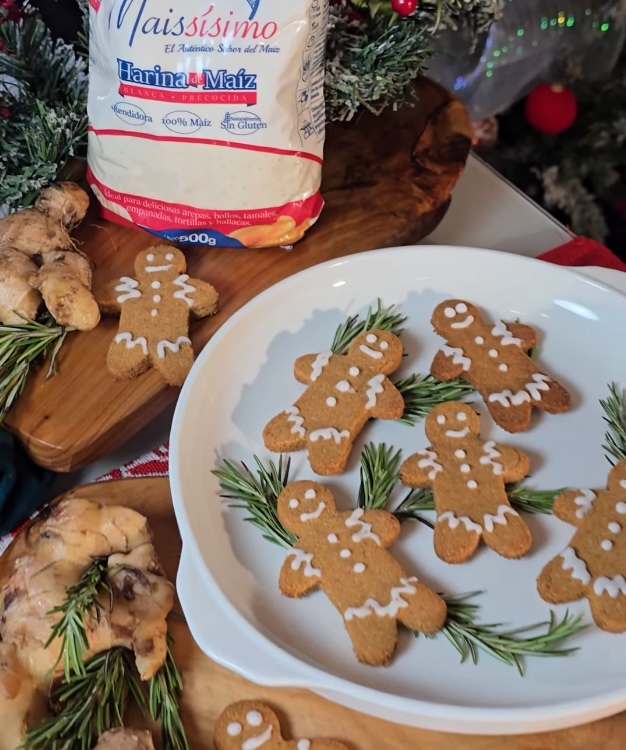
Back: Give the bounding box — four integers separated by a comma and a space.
5, 77, 472, 473
33, 477, 625, 750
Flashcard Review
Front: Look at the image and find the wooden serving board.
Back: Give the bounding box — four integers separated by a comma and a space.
5, 77, 472, 473
28, 477, 623, 750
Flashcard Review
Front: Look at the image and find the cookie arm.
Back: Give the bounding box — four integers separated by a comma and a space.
431, 348, 466, 382
551, 489, 594, 527
505, 323, 537, 351
400, 453, 435, 489
368, 378, 405, 420
357, 510, 401, 547
279, 546, 322, 598
96, 280, 123, 316
294, 353, 334, 385
493, 444, 530, 484
189, 279, 219, 319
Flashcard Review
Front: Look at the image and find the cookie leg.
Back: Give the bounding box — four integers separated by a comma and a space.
344, 616, 398, 666
589, 592, 626, 633
107, 337, 150, 380
307, 434, 353, 476
485, 400, 533, 434
482, 509, 532, 559
263, 409, 308, 453
396, 583, 448, 635
537, 555, 586, 604
434, 515, 481, 564
149, 338, 195, 387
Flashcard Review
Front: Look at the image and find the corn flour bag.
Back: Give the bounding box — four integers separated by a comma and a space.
87, 1, 328, 248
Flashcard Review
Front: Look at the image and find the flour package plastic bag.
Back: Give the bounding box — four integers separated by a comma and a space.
87, 1, 328, 249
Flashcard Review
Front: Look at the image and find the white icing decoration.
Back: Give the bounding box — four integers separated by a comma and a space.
617, 502, 626, 514
488, 373, 551, 407
227, 723, 242, 736
326, 397, 337, 407
483, 505, 517, 532
380, 341, 389, 350
344, 577, 418, 621
153, 295, 161, 303
353, 563, 365, 574
417, 449, 443, 480
436, 415, 446, 424
297, 742, 311, 750
455, 449, 466, 458
300, 501, 326, 522
114, 332, 148, 355
157, 336, 191, 359
173, 274, 196, 306
345, 508, 381, 545
151, 310, 158, 317
359, 344, 383, 359
460, 464, 470, 473
285, 406, 306, 437
488, 349, 498, 358
439, 510, 481, 534
467, 480, 478, 489
444, 307, 456, 318
609, 522, 621, 534
327, 533, 338, 543
601, 540, 613, 551
479, 440, 504, 476
561, 546, 591, 585
620, 480, 626, 490
573, 489, 596, 519
289, 499, 299, 508
115, 277, 142, 304
287, 549, 321, 578
310, 428, 350, 444
457, 412, 467, 421
499, 364, 508, 372
441, 345, 471, 371
340, 549, 351, 558
451, 316, 475, 329
475, 336, 484, 344
246, 711, 263, 726
349, 367, 360, 376
456, 303, 468, 313
242, 726, 273, 750
445, 427, 470, 438
304, 489, 316, 499
336, 380, 355, 393
366, 333, 377, 343
491, 320, 522, 346
146, 253, 155, 261
152, 281, 161, 289
365, 374, 385, 409
146, 264, 173, 273
165, 253, 174, 260
310, 350, 332, 381
594, 575, 626, 598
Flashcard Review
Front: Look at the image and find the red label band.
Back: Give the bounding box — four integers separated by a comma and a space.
89, 0, 100, 10
118, 83, 258, 106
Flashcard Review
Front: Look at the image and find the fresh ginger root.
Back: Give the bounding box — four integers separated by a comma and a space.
0, 182, 100, 330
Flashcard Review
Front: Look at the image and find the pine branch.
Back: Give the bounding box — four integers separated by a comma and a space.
149, 637, 191, 750
427, 592, 587, 676
358, 442, 401, 510
394, 373, 475, 426
330, 300, 406, 354
600, 382, 626, 465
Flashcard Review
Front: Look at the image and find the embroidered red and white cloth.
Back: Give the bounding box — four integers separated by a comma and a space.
0, 237, 623, 556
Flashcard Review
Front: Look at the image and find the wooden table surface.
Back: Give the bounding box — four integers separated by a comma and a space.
32, 477, 624, 750
5, 77, 472, 473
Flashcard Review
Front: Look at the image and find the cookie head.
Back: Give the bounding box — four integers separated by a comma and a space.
277, 481, 336, 536
426, 402, 481, 443
214, 701, 282, 750
432, 300, 481, 336
134, 246, 186, 281
348, 329, 403, 373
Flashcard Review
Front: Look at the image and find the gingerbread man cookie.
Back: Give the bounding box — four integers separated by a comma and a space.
98, 246, 219, 386
430, 299, 572, 433
214, 701, 349, 750
537, 460, 626, 632
277, 481, 447, 666
263, 330, 405, 475
400, 402, 532, 563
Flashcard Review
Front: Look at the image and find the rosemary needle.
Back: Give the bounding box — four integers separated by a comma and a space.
330, 299, 406, 354
600, 382, 626, 464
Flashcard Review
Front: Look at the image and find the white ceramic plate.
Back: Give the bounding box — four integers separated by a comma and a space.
170, 246, 626, 735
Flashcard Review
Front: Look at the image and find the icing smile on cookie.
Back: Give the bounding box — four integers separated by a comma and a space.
444, 302, 475, 329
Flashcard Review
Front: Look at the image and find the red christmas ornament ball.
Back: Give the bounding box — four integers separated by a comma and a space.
524, 84, 578, 135
0, 107, 11, 119
392, 0, 418, 16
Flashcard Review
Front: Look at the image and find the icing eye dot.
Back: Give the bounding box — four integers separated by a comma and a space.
460, 464, 471, 473
457, 412, 467, 421
366, 334, 377, 343
289, 499, 299, 509
444, 307, 456, 318
455, 303, 468, 313
152, 281, 161, 289
380, 341, 389, 350
146, 253, 155, 261
326, 396, 337, 407
601, 540, 613, 551
246, 711, 263, 726
304, 489, 316, 500
467, 480, 478, 489
617, 502, 626, 514
165, 253, 174, 261
436, 415, 446, 425
499, 364, 508, 372
227, 723, 242, 737
349, 367, 360, 376
340, 549, 352, 558
475, 336, 484, 345
609, 522, 621, 534
327, 533, 338, 543
353, 563, 366, 573
489, 349, 498, 358
455, 449, 466, 458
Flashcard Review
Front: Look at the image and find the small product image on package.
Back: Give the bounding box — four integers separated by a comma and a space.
87, 1, 328, 249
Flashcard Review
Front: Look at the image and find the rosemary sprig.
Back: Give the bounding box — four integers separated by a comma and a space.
22, 648, 143, 750
149, 638, 191, 750
600, 382, 626, 464
358, 442, 401, 510
214, 456, 296, 548
330, 299, 406, 354
427, 592, 587, 676
0, 315, 70, 423
394, 373, 475, 426
45, 557, 113, 682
